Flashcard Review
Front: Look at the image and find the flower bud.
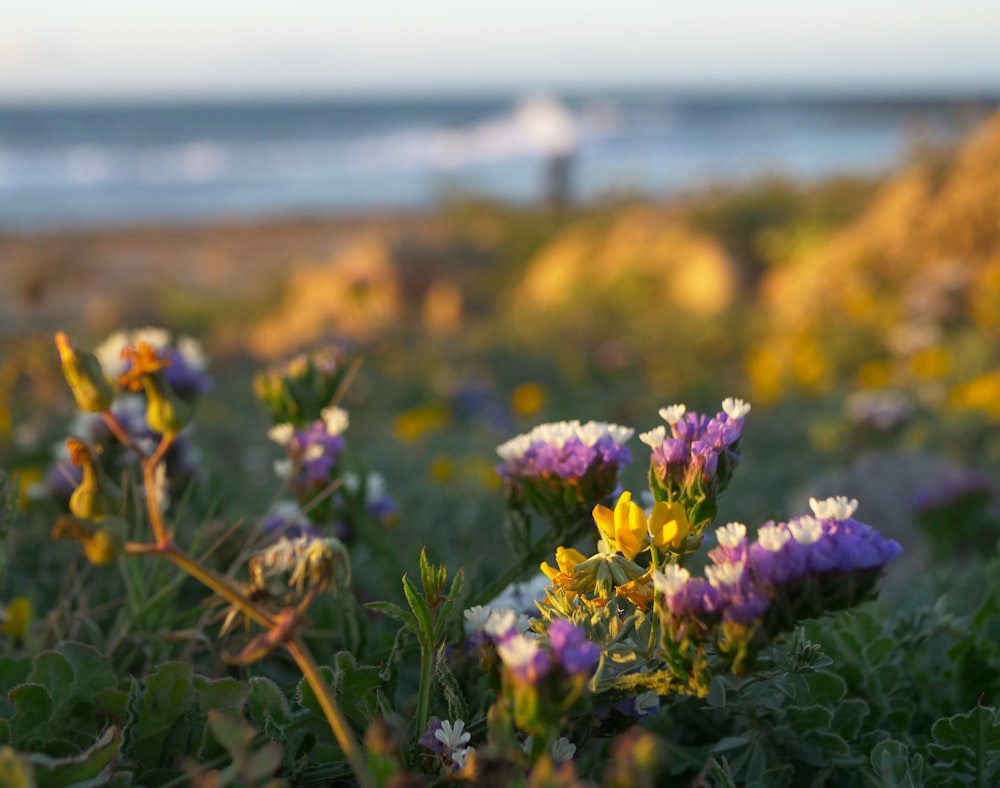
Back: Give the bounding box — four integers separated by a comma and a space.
55, 332, 115, 412
118, 343, 192, 436
66, 439, 121, 521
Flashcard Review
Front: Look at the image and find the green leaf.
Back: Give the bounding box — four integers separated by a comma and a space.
29, 726, 121, 788
435, 643, 468, 723
802, 671, 847, 705
930, 706, 1000, 784
833, 698, 869, 741
8, 686, 53, 748
401, 575, 433, 646
193, 677, 248, 761
247, 677, 293, 736
364, 601, 418, 637
125, 662, 195, 772
0, 658, 33, 716
785, 704, 834, 733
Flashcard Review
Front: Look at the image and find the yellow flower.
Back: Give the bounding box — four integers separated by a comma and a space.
616, 568, 654, 611
592, 492, 647, 560
541, 546, 588, 593
2, 597, 32, 639
511, 382, 547, 417
647, 501, 690, 551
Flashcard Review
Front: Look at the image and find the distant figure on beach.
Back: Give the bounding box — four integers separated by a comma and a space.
515, 95, 578, 208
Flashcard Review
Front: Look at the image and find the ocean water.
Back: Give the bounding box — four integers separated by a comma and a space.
0, 91, 994, 231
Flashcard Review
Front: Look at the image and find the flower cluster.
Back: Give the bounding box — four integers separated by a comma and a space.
640, 398, 749, 528
654, 496, 902, 679
270, 406, 349, 500
95, 328, 212, 404
497, 420, 633, 542
489, 617, 601, 735
419, 717, 474, 773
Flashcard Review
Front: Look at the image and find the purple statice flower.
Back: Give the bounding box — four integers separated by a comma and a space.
547, 619, 601, 678
496, 421, 633, 482
653, 565, 724, 640
641, 398, 749, 493
708, 522, 749, 565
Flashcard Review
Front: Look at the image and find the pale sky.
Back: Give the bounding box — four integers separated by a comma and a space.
2, 0, 1000, 100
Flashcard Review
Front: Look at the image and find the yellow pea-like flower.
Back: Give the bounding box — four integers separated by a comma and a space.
647, 501, 691, 550
593, 492, 647, 561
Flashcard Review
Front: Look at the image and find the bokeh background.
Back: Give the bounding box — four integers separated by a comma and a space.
3, 1, 1000, 576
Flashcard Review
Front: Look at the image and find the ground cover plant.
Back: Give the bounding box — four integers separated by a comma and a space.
1, 321, 999, 788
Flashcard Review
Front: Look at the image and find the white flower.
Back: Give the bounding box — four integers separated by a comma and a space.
809, 496, 859, 521
273, 458, 293, 480
496, 633, 541, 669
716, 522, 747, 548
321, 406, 349, 436
267, 423, 295, 446
757, 524, 791, 552
451, 746, 473, 769
483, 608, 532, 639
463, 606, 491, 634
652, 565, 690, 596
705, 561, 745, 589
435, 719, 471, 752
639, 426, 667, 448
658, 404, 687, 425
496, 433, 533, 461
722, 397, 752, 420
787, 515, 824, 545
303, 444, 325, 462
551, 737, 577, 762
176, 335, 207, 371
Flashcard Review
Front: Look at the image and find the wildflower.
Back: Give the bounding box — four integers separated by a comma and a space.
435, 719, 471, 752
247, 534, 351, 603
496, 633, 552, 683
496, 421, 633, 531
55, 332, 115, 413
1, 597, 33, 639
809, 495, 859, 521
66, 439, 121, 522
96, 328, 211, 403
118, 342, 193, 436
721, 397, 751, 420
524, 736, 577, 763
547, 619, 600, 677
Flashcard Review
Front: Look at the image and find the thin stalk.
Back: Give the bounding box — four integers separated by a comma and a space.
414, 637, 434, 748
101, 410, 147, 460
160, 545, 276, 630
287, 635, 375, 788
142, 434, 174, 548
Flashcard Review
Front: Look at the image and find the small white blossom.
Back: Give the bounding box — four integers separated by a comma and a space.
497, 420, 632, 460
303, 444, 325, 462
757, 524, 791, 552
273, 458, 293, 479
483, 608, 532, 639
496, 434, 533, 461
787, 515, 824, 545
321, 405, 349, 436
658, 404, 687, 425
267, 423, 295, 446
809, 495, 859, 521
463, 606, 491, 634
551, 737, 577, 762
496, 633, 541, 669
652, 565, 690, 596
176, 335, 207, 371
705, 561, 745, 588
716, 522, 747, 548
435, 719, 471, 752
639, 426, 667, 448
722, 397, 752, 420
452, 746, 473, 769
634, 690, 660, 718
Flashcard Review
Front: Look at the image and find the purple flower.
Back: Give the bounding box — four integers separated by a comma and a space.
547, 619, 601, 677
419, 717, 447, 755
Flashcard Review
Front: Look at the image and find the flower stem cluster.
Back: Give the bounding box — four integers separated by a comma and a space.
654, 497, 902, 684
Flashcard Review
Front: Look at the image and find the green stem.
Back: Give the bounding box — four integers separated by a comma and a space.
413, 635, 434, 750
287, 635, 375, 788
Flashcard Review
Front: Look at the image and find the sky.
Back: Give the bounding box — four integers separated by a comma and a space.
2, 0, 1000, 100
